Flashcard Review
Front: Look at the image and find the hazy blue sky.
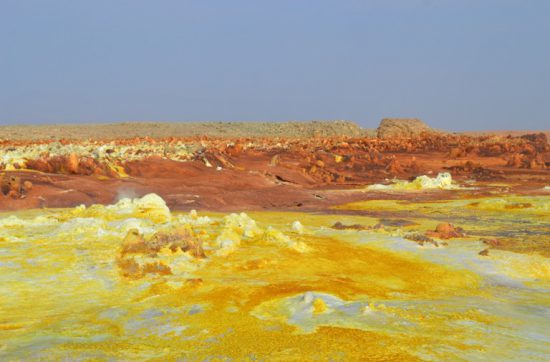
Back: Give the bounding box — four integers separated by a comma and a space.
1, 0, 549, 130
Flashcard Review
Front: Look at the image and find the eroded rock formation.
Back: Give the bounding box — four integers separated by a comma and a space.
377, 118, 437, 138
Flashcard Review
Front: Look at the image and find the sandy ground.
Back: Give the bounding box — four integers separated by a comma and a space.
0, 120, 374, 140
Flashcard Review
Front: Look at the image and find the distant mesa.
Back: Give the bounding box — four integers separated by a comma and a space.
0, 120, 365, 140
376, 118, 437, 138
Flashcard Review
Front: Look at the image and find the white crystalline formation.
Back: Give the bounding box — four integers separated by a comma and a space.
0, 141, 196, 170
367, 172, 459, 191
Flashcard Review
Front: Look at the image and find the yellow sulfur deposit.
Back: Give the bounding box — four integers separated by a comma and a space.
1, 194, 549, 361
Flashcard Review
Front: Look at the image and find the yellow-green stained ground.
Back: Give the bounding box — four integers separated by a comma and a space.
1, 194, 549, 361
334, 195, 550, 257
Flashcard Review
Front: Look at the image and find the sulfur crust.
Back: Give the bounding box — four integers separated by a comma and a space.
1, 194, 549, 360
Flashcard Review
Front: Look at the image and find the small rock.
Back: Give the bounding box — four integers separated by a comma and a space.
22, 180, 33, 192
426, 222, 465, 239
331, 222, 368, 230
405, 233, 439, 247
478, 248, 490, 256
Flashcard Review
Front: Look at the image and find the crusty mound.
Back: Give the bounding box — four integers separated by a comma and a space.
377, 118, 436, 138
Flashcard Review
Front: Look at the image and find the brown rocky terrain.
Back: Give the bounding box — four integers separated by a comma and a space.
0, 119, 549, 262
0, 120, 548, 213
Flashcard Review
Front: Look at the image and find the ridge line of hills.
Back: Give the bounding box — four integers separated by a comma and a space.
0, 119, 548, 140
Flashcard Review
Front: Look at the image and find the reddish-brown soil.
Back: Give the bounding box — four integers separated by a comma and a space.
1, 132, 548, 212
